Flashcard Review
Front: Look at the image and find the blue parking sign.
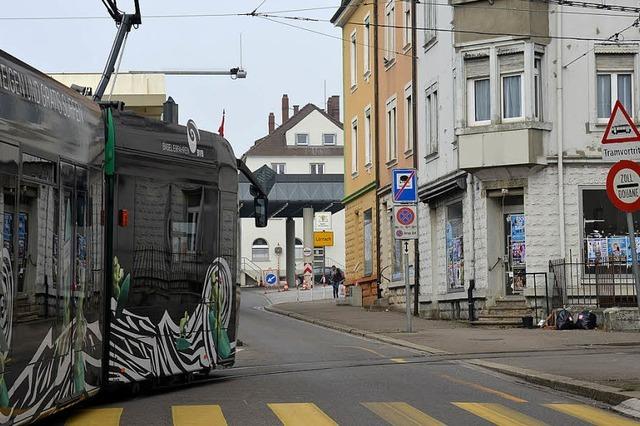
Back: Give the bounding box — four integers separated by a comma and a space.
392, 168, 417, 203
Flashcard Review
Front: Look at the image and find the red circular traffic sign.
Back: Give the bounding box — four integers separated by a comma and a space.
606, 160, 640, 213
396, 207, 416, 226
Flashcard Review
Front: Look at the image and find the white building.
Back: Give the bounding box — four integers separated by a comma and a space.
415, 1, 639, 320
240, 95, 345, 284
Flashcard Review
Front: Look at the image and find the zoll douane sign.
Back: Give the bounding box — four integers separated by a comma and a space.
601, 100, 640, 161
606, 160, 640, 212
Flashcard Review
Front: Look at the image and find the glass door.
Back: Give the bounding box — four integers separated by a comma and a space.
504, 212, 526, 295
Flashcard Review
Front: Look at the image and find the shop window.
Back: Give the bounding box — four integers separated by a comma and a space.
252, 238, 269, 262
583, 188, 640, 264
446, 201, 464, 291
363, 209, 373, 276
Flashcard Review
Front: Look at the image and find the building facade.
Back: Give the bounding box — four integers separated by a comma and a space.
332, 1, 380, 305
240, 95, 345, 284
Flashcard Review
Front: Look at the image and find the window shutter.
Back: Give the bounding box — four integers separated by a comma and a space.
465, 57, 489, 79
596, 53, 635, 72
499, 53, 524, 74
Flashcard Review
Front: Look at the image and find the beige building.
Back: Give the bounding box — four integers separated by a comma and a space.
49, 73, 166, 119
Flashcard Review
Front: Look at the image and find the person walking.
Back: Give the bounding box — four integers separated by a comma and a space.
331, 265, 343, 299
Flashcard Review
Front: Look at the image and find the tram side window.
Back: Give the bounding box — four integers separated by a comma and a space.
19, 154, 59, 320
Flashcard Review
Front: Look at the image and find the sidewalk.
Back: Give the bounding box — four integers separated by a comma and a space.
265, 298, 640, 416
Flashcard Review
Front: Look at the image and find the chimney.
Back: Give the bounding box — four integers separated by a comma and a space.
282, 94, 289, 124
162, 96, 179, 124
327, 95, 340, 122
293, 105, 300, 115
268, 112, 275, 134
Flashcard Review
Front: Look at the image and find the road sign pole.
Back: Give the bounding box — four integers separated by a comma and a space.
626, 213, 640, 310
404, 242, 412, 333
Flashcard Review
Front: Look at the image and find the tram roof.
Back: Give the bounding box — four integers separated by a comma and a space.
238, 174, 344, 218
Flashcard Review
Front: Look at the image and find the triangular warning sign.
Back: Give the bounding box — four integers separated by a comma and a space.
602, 100, 640, 144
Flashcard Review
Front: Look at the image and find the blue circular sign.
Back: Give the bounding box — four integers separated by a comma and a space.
265, 273, 278, 286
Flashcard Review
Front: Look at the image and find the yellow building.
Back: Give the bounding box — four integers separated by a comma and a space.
376, 1, 416, 303
332, 1, 379, 306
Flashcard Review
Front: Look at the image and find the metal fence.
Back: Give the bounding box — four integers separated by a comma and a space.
548, 256, 638, 309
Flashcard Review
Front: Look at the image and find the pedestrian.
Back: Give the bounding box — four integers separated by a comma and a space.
331, 265, 343, 299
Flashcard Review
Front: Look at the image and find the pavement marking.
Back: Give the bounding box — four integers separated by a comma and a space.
171, 405, 228, 426
65, 408, 123, 426
544, 403, 640, 425
335, 345, 387, 358
362, 402, 446, 426
439, 374, 527, 403
268, 403, 337, 426
391, 358, 407, 363
453, 403, 546, 426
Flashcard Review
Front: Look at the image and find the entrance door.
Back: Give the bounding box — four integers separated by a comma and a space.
504, 208, 526, 296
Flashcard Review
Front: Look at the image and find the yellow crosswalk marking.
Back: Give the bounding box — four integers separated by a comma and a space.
544, 403, 640, 425
362, 402, 446, 426
65, 408, 123, 426
172, 405, 228, 426
453, 403, 546, 426
268, 403, 337, 426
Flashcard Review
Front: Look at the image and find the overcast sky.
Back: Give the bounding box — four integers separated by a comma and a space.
0, 1, 342, 155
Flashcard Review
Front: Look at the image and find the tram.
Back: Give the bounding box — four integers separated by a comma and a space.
0, 48, 265, 425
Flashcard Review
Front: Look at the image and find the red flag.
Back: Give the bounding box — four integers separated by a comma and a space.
218, 109, 225, 137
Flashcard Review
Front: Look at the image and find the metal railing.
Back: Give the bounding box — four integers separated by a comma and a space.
549, 256, 638, 309
241, 257, 263, 284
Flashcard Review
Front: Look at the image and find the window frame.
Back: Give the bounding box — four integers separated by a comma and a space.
363, 209, 373, 276
425, 85, 438, 156
271, 163, 286, 174
322, 133, 337, 146
364, 105, 372, 167
501, 72, 525, 122
351, 117, 359, 176
467, 77, 491, 126
403, 1, 412, 49
386, 97, 398, 163
445, 199, 465, 292
363, 14, 371, 77
251, 238, 270, 262
404, 84, 413, 154
295, 133, 309, 146
424, 0, 436, 47
596, 71, 634, 120
350, 29, 357, 89
384, 0, 396, 65
310, 163, 325, 175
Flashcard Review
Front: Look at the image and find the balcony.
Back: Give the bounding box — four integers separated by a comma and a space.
457, 124, 548, 170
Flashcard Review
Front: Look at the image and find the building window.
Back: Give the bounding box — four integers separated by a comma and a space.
384, 1, 395, 64
405, 86, 413, 153
351, 118, 358, 175
323, 133, 337, 146
596, 53, 634, 119
252, 238, 269, 262
271, 163, 286, 174
295, 238, 303, 260
364, 106, 372, 166
534, 58, 542, 120
403, 2, 412, 48
350, 30, 357, 88
310, 163, 325, 174
582, 188, 640, 265
386, 98, 398, 162
468, 78, 490, 125
295, 133, 309, 146
363, 209, 373, 276
502, 74, 523, 120
426, 87, 438, 155
424, 0, 436, 45
364, 15, 371, 75
446, 201, 464, 291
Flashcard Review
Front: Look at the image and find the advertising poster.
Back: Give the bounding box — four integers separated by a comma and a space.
510, 214, 525, 242
586, 238, 607, 262
3, 212, 12, 251
607, 237, 628, 260
512, 242, 526, 265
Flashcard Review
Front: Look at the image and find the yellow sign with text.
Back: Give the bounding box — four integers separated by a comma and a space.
314, 231, 334, 247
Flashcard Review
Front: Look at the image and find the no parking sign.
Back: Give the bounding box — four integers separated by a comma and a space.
393, 205, 418, 240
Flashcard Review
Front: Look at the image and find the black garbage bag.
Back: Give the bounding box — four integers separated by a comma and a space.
575, 310, 597, 330
556, 309, 574, 330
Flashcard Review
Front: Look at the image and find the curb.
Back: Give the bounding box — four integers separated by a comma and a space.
465, 359, 640, 419
264, 305, 448, 355
264, 304, 640, 419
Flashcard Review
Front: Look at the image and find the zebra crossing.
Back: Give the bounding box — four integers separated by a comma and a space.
64, 401, 639, 425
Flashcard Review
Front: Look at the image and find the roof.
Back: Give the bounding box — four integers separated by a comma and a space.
244, 103, 344, 157
330, 0, 359, 26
